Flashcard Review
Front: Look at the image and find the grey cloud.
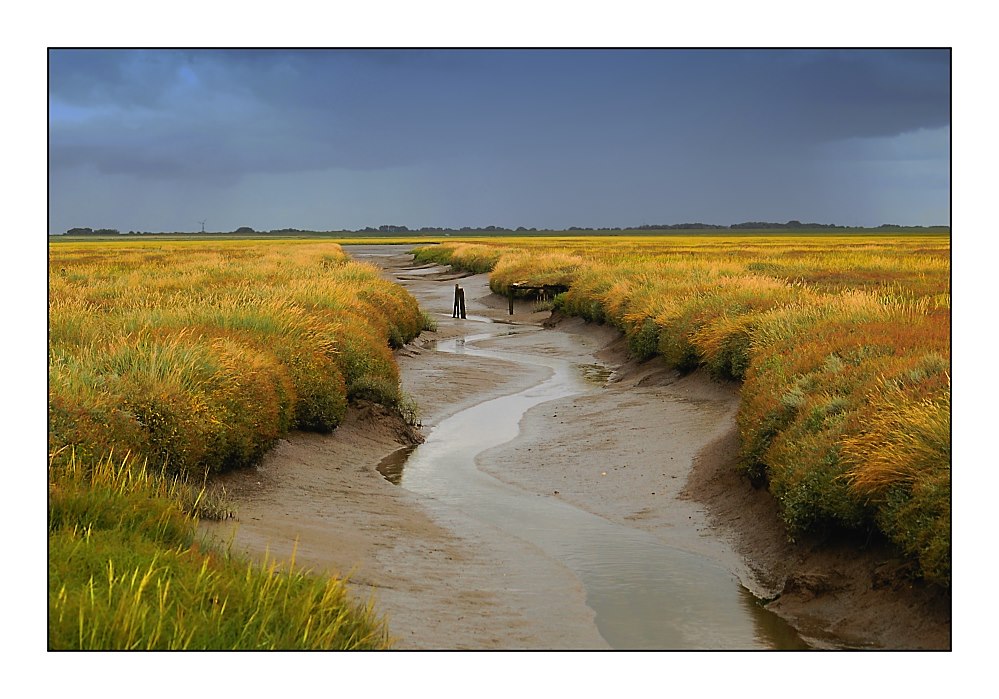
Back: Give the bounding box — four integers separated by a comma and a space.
49, 49, 485, 180
773, 49, 950, 141
50, 49, 951, 177
48, 49, 950, 232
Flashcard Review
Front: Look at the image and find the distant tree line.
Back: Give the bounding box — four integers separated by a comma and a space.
65, 227, 121, 236
632, 223, 726, 230
729, 220, 843, 229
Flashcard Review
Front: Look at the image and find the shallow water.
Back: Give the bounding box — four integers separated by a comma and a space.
386, 327, 809, 649
376, 444, 418, 485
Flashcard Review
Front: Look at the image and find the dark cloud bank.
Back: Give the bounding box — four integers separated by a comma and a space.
48, 49, 950, 233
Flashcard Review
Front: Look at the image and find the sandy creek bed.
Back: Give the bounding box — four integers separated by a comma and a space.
200, 245, 950, 650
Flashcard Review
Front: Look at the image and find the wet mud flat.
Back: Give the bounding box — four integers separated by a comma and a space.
385, 327, 809, 648
200, 245, 949, 649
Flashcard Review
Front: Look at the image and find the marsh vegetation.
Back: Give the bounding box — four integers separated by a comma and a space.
48, 239, 429, 649
413, 234, 951, 586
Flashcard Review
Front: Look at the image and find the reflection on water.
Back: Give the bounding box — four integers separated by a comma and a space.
376, 445, 419, 485
387, 326, 813, 649
738, 588, 811, 650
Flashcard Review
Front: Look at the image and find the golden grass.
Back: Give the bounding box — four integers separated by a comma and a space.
48, 238, 426, 649
49, 452, 390, 649
49, 239, 425, 475
415, 233, 951, 584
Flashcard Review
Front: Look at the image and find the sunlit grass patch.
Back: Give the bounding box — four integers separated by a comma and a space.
49, 239, 423, 476
49, 453, 389, 650
48, 238, 425, 648
417, 233, 951, 585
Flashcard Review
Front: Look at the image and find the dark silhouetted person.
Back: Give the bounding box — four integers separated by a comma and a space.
453, 284, 466, 319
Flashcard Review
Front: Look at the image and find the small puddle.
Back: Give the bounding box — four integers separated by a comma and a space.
383, 326, 813, 649
579, 363, 613, 385
376, 444, 419, 485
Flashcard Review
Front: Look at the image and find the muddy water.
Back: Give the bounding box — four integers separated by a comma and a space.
385, 327, 808, 649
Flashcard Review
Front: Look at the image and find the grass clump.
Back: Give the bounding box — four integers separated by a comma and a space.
841, 376, 951, 584
412, 242, 504, 274
49, 240, 425, 476
420, 310, 438, 332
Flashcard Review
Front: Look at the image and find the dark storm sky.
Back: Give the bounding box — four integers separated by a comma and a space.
47, 48, 950, 233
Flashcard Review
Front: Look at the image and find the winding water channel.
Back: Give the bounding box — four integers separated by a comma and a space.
379, 324, 809, 650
